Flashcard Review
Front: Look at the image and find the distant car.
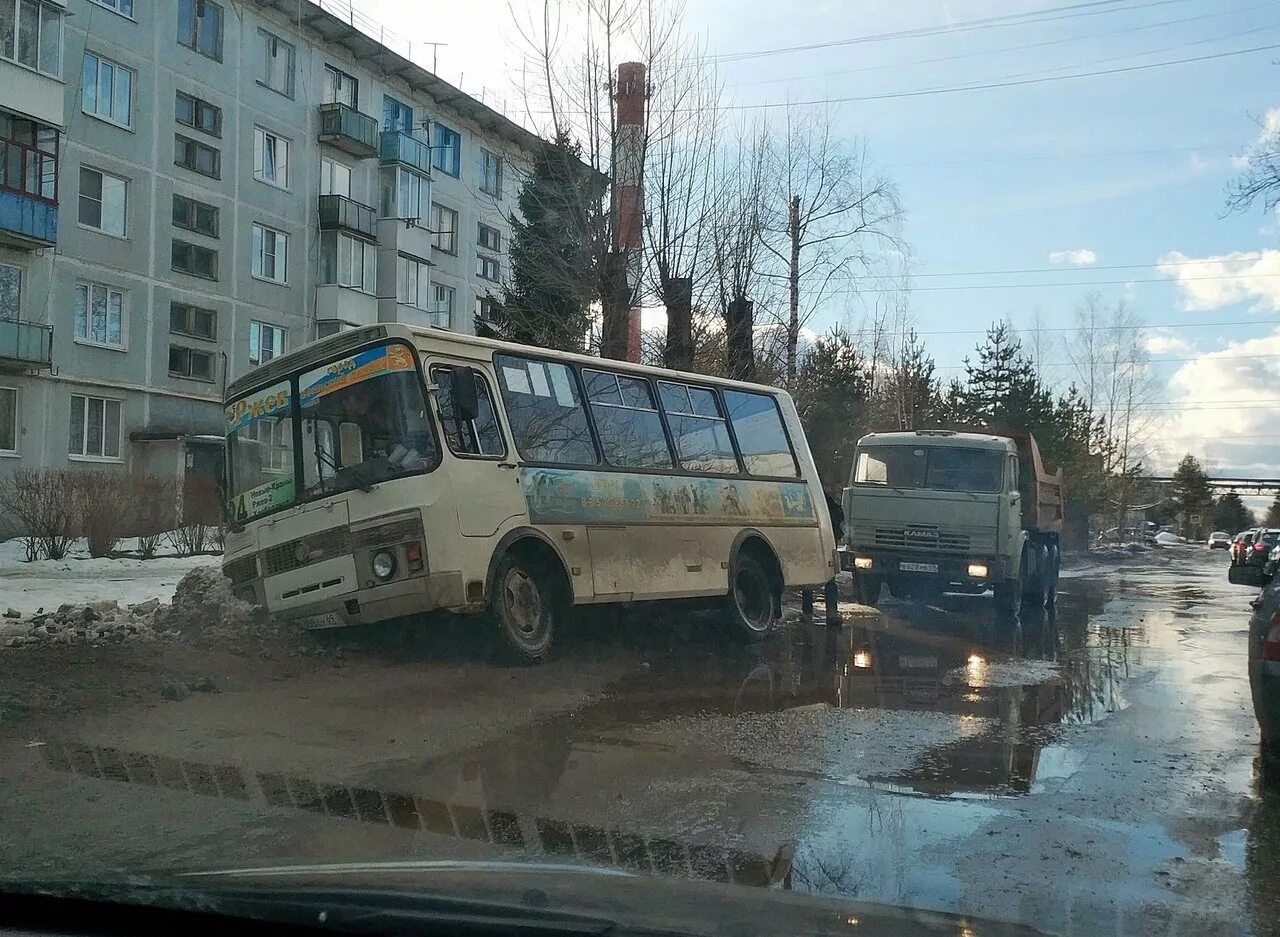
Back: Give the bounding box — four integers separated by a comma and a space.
1245, 576, 1280, 782
1241, 529, 1280, 570
1233, 529, 1260, 565
1208, 531, 1231, 550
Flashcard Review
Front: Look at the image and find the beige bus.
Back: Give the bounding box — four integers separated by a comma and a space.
221, 324, 836, 661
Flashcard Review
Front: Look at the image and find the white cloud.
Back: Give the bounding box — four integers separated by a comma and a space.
1156, 249, 1280, 312
1143, 330, 1194, 356
1145, 329, 1280, 475
1048, 249, 1097, 267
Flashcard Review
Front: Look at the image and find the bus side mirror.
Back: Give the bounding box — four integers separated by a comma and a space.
453, 366, 480, 422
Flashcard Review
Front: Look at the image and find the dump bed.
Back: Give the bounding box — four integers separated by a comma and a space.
1005, 430, 1064, 533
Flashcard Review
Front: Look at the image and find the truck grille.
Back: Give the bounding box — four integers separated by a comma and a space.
872, 526, 972, 553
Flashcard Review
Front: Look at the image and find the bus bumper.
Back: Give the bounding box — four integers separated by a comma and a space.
266, 572, 466, 630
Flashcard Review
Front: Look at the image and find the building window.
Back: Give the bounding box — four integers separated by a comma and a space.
169, 345, 215, 382
0, 117, 57, 202
380, 166, 428, 220
258, 29, 294, 97
319, 156, 351, 198
170, 301, 216, 340
69, 394, 121, 459
433, 284, 455, 323
431, 122, 460, 176
324, 64, 357, 107
171, 239, 218, 279
73, 282, 124, 347
177, 0, 222, 61
251, 223, 287, 283
82, 51, 133, 127
249, 320, 284, 367
477, 256, 500, 282
172, 193, 218, 238
1, 0, 61, 76
319, 231, 375, 293
0, 386, 15, 453
175, 91, 220, 137
89, 0, 132, 16
430, 203, 457, 253
475, 295, 498, 327
253, 127, 289, 188
77, 167, 127, 237
382, 94, 412, 133
478, 223, 502, 252
396, 254, 429, 309
480, 149, 503, 197
0, 262, 21, 317
174, 134, 220, 178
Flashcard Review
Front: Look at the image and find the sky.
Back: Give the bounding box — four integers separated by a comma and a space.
348, 0, 1280, 485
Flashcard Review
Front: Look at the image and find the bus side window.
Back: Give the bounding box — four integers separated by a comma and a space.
722, 390, 798, 478
657, 381, 739, 475
494, 355, 597, 465
434, 365, 506, 457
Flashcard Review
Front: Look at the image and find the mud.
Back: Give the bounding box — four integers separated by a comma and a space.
0, 547, 1275, 936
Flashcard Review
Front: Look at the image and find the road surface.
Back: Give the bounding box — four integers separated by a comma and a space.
0, 547, 1275, 936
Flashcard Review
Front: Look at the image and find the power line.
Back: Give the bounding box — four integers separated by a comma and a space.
897, 318, 1280, 337
884, 144, 1246, 167
710, 0, 1193, 64
933, 351, 1280, 371
843, 257, 1280, 280
833, 272, 1280, 294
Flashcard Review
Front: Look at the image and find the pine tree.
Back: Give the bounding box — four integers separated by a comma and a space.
1213, 491, 1252, 533
483, 130, 599, 351
1170, 454, 1213, 538
793, 327, 870, 488
961, 323, 1055, 432
1266, 493, 1280, 527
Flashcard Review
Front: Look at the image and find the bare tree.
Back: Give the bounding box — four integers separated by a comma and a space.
1226, 109, 1280, 214
759, 106, 903, 385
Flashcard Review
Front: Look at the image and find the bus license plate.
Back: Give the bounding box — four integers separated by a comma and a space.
899, 561, 938, 573
295, 611, 343, 630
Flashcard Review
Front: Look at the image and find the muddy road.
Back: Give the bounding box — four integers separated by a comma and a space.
0, 547, 1275, 935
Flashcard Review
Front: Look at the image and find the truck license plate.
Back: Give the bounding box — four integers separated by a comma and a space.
295, 611, 343, 630
899, 561, 938, 573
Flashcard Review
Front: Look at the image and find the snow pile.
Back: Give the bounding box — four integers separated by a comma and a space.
1154, 531, 1186, 545
0, 566, 272, 651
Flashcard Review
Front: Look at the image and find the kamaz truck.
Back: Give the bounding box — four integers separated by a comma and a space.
839, 429, 1065, 614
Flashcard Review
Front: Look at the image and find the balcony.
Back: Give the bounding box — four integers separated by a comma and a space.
318, 194, 377, 239
0, 317, 52, 371
317, 102, 378, 159
0, 136, 58, 248
315, 285, 378, 328
379, 130, 432, 174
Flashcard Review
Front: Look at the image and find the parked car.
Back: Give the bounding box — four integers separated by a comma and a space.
1233, 529, 1260, 566
1236, 567, 1280, 782
1242, 529, 1280, 570
1207, 531, 1230, 549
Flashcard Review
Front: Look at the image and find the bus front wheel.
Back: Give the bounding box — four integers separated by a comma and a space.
492, 551, 559, 663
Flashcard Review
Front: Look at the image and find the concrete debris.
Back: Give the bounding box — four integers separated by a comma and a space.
3, 608, 19, 619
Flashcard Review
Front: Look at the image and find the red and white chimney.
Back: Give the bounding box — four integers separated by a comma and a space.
613, 61, 645, 363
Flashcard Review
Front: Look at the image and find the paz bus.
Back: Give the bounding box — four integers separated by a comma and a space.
221, 324, 837, 661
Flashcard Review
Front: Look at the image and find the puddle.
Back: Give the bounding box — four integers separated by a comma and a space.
1218, 827, 1247, 871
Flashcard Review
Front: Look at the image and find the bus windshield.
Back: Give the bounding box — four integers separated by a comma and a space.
854, 444, 1005, 493
225, 342, 435, 522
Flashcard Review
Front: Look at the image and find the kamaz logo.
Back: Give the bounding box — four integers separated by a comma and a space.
905, 528, 938, 539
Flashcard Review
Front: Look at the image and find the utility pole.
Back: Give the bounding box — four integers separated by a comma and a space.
787, 194, 801, 384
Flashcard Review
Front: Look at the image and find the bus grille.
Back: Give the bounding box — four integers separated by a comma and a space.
224, 556, 258, 585
263, 528, 352, 577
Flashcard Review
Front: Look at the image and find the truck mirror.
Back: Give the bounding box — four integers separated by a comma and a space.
452, 366, 480, 422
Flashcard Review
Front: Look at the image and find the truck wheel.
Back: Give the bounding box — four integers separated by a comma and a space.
1263, 737, 1280, 790
1021, 545, 1050, 608
491, 551, 559, 664
993, 581, 1020, 619
724, 554, 778, 642
1045, 545, 1061, 608
855, 573, 881, 607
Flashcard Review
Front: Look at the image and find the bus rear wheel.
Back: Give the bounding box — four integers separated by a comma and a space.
724, 554, 778, 642
492, 552, 559, 664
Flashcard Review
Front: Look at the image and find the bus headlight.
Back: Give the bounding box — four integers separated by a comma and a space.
372, 550, 397, 580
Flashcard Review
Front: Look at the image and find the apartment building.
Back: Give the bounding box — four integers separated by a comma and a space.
0, 0, 534, 491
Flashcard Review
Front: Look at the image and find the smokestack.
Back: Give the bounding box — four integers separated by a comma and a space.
610, 61, 645, 363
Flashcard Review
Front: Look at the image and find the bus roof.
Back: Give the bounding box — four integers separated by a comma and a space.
225, 323, 792, 403
857, 430, 1015, 452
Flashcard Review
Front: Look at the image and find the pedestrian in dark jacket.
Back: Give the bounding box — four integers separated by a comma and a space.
803, 490, 846, 626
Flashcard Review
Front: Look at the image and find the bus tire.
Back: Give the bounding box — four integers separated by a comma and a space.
724, 552, 779, 642
491, 549, 560, 664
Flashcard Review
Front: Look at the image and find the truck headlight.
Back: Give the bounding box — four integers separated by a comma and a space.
854, 556, 873, 570
967, 563, 989, 578
372, 550, 397, 580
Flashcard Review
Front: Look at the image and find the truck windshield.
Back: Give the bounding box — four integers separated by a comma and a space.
224, 342, 435, 522
854, 445, 1005, 493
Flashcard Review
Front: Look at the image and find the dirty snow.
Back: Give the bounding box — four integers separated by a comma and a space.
0, 538, 216, 616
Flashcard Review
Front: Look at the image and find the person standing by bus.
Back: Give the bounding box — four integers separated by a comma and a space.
803, 490, 845, 626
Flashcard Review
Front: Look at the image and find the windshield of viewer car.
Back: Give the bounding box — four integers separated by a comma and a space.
854, 445, 1004, 493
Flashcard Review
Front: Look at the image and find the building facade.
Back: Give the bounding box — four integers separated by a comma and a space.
0, 0, 530, 491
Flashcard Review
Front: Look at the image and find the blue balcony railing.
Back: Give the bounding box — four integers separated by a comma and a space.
0, 317, 52, 370
317, 102, 378, 159
379, 130, 432, 174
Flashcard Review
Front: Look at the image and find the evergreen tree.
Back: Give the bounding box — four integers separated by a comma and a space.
1213, 491, 1252, 533
1170, 454, 1213, 538
961, 323, 1055, 432
483, 130, 599, 351
1266, 493, 1280, 527
792, 327, 870, 488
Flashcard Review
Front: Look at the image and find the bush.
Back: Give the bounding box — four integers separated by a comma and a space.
66, 470, 132, 558
132, 474, 178, 558
0, 469, 74, 560
167, 522, 213, 557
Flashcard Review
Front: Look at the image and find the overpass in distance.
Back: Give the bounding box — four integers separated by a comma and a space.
1145, 477, 1280, 494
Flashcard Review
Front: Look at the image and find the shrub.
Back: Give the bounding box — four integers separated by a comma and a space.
132, 474, 178, 559
167, 522, 212, 557
66, 470, 133, 558
0, 469, 74, 560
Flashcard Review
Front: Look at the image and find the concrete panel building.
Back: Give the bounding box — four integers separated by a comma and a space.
0, 0, 534, 495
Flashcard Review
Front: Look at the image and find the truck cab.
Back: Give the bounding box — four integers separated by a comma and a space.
840, 430, 1062, 613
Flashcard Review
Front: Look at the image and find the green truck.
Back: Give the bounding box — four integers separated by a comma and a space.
839, 429, 1065, 614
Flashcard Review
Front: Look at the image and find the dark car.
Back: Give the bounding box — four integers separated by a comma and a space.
1245, 575, 1280, 781
1241, 529, 1280, 569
